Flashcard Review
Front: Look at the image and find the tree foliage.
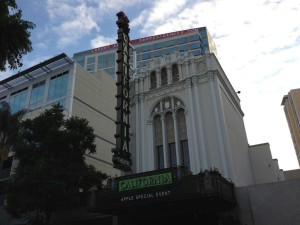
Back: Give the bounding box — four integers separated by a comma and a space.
0, 101, 26, 166
5, 105, 107, 224
0, 0, 36, 71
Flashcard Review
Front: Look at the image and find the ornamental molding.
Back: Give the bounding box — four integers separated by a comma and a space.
207, 71, 215, 82
192, 76, 199, 86
144, 82, 185, 101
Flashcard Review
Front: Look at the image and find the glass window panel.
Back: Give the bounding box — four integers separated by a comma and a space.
142, 53, 151, 60
192, 50, 203, 56
178, 37, 188, 44
98, 61, 106, 68
190, 42, 200, 49
190, 34, 199, 41
153, 50, 163, 57
30, 81, 45, 108
87, 64, 95, 71
178, 45, 189, 52
87, 57, 95, 64
54, 78, 62, 97
9, 89, 28, 113
141, 45, 152, 52
48, 72, 69, 102
165, 40, 176, 47
154, 42, 165, 49
98, 55, 106, 61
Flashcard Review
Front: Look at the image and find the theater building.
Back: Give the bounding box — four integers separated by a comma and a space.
85, 52, 286, 225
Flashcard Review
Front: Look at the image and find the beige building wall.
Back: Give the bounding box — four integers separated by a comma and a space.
71, 64, 119, 177
282, 89, 300, 166
249, 143, 284, 184
0, 57, 119, 178
284, 168, 300, 180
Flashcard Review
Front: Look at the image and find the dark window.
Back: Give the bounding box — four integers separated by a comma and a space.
169, 142, 177, 167
150, 71, 157, 89
172, 64, 179, 82
181, 140, 190, 169
157, 145, 164, 169
161, 67, 168, 86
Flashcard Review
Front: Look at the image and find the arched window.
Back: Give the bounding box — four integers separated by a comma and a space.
152, 97, 190, 169
150, 71, 157, 89
172, 64, 179, 82
153, 115, 164, 169
161, 67, 168, 86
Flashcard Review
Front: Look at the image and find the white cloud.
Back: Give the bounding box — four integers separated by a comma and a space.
129, 0, 300, 169
90, 36, 116, 48
47, 0, 99, 48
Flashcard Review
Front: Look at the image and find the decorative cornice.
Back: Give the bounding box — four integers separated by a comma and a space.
139, 93, 145, 101
207, 71, 215, 82
186, 78, 192, 88
192, 76, 199, 86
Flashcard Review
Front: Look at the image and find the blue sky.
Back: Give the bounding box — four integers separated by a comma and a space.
1, 0, 300, 170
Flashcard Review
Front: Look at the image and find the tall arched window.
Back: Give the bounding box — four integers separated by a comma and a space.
150, 71, 157, 89
153, 115, 163, 169
161, 67, 168, 86
172, 64, 179, 82
152, 97, 190, 169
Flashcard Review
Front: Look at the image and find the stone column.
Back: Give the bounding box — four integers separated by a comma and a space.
147, 119, 155, 171
192, 76, 208, 170
134, 95, 140, 172
140, 93, 146, 171
156, 69, 161, 88
161, 115, 168, 168
207, 71, 229, 178
167, 65, 172, 84
186, 78, 200, 173
178, 62, 183, 80
172, 112, 181, 165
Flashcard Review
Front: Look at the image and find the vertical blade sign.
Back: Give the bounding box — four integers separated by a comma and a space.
112, 11, 132, 171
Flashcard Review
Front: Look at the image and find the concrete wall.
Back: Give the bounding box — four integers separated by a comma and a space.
236, 179, 300, 225
284, 169, 300, 180
72, 64, 120, 177
249, 143, 284, 184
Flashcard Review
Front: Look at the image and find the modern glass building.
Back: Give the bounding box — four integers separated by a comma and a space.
73, 27, 217, 77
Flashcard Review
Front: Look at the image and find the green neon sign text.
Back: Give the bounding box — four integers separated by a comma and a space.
119, 172, 172, 191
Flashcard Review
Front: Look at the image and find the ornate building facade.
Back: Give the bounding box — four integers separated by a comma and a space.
129, 52, 256, 187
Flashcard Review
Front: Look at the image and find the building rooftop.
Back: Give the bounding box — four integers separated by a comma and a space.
0, 53, 72, 94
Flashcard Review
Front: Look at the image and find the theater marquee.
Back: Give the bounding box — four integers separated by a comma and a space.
112, 11, 132, 171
